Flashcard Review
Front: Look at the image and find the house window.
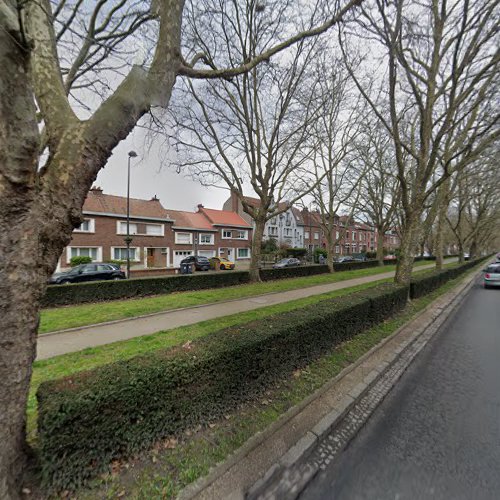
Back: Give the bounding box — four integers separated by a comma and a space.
336, 231, 339, 239
335, 245, 340, 253
222, 230, 232, 239
199, 233, 214, 245
352, 231, 357, 241
146, 223, 164, 236
118, 221, 138, 235
284, 228, 292, 237
305, 231, 310, 239
235, 230, 248, 239
175, 232, 192, 244
74, 218, 95, 233
346, 231, 350, 240
237, 248, 250, 259
314, 232, 319, 240
113, 247, 138, 261
68, 246, 100, 262
268, 226, 278, 237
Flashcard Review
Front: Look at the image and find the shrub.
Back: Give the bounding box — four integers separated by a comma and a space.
260, 264, 329, 281
42, 271, 251, 307
333, 260, 379, 272
261, 238, 278, 253
104, 259, 126, 267
409, 257, 484, 299
313, 248, 327, 263
37, 283, 409, 490
69, 256, 92, 267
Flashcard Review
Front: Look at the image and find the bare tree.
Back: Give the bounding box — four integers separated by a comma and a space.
309, 59, 365, 271
340, 0, 500, 284
356, 120, 400, 265
0, 0, 365, 495
166, 6, 325, 280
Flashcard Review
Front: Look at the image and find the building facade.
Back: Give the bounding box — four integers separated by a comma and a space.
58, 188, 252, 270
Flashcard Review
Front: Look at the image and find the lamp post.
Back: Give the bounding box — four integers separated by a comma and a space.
125, 150, 138, 278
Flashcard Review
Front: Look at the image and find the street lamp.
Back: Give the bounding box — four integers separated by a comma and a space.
125, 150, 138, 278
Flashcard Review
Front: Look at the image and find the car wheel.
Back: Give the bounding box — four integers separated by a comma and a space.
112, 276, 122, 280
220, 264, 226, 270
60, 279, 71, 285
484, 284, 490, 289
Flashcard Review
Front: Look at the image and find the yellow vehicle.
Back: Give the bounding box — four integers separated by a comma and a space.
210, 257, 235, 270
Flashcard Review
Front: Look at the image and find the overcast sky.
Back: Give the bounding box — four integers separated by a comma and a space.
95, 127, 231, 212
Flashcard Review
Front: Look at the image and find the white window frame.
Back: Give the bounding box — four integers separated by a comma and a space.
66, 246, 102, 263
268, 226, 278, 237
222, 230, 232, 239
117, 221, 138, 235
284, 228, 292, 237
352, 231, 357, 241
111, 246, 140, 262
145, 223, 165, 236
117, 220, 164, 236
235, 230, 248, 240
305, 231, 310, 239
175, 232, 193, 244
237, 248, 251, 259
314, 232, 320, 240
74, 218, 95, 233
199, 233, 214, 245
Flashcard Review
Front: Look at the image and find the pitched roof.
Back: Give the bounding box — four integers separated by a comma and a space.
291, 207, 305, 225
200, 207, 252, 228
83, 189, 173, 220
168, 210, 216, 231
302, 210, 322, 228
242, 196, 289, 213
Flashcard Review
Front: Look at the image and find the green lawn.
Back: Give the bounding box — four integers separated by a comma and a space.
39, 260, 443, 334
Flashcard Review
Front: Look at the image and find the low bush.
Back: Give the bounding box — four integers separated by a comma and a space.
286, 248, 308, 258
260, 264, 329, 281
42, 271, 251, 307
333, 260, 380, 272
313, 248, 328, 263
37, 283, 409, 490
409, 257, 483, 299
69, 256, 92, 267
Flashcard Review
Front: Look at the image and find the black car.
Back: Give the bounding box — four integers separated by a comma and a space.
335, 256, 354, 263
48, 263, 125, 284
180, 255, 210, 271
273, 258, 301, 269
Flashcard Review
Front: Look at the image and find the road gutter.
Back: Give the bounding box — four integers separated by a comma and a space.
178, 269, 479, 500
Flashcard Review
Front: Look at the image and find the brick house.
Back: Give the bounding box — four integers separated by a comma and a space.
58, 188, 252, 270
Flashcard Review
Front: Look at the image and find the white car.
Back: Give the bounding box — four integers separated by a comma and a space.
483, 263, 500, 289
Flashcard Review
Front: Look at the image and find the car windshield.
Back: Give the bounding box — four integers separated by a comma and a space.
278, 259, 289, 264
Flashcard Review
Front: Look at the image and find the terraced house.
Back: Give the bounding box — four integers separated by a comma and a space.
57, 188, 252, 271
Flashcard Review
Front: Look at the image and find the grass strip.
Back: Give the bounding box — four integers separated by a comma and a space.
76, 263, 482, 499
39, 260, 441, 334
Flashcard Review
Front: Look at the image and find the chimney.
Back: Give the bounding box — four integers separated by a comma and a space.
197, 204, 204, 211
231, 190, 239, 213
90, 186, 103, 194
151, 195, 159, 201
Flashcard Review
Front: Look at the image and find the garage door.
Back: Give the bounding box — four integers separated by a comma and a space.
174, 250, 193, 267
198, 250, 216, 258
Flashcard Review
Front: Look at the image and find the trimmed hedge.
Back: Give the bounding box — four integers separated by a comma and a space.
37, 283, 408, 490
260, 264, 329, 281
409, 257, 484, 299
333, 260, 380, 272
42, 271, 251, 307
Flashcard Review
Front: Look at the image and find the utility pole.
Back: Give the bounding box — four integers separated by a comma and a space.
125, 150, 138, 278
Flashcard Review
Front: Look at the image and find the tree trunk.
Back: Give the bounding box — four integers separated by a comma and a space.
376, 227, 385, 266
0, 18, 41, 498
249, 218, 266, 282
326, 236, 335, 273
394, 212, 420, 285
435, 206, 446, 271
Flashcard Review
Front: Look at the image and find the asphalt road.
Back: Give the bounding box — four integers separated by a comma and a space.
299, 277, 500, 500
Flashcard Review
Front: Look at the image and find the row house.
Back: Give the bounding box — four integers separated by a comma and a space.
223, 193, 305, 248
58, 188, 252, 270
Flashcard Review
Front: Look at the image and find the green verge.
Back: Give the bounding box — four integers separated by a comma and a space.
75, 262, 482, 499
39, 260, 439, 334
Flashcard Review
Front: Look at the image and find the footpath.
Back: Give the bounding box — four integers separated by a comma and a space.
36, 261, 451, 360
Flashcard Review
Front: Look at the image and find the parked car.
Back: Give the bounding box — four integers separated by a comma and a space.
48, 263, 125, 284
273, 258, 301, 269
384, 254, 397, 261
180, 255, 210, 271
209, 257, 235, 270
483, 263, 500, 289
335, 256, 354, 263
353, 255, 367, 262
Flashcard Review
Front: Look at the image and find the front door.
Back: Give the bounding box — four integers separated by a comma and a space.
147, 248, 155, 268
227, 248, 233, 260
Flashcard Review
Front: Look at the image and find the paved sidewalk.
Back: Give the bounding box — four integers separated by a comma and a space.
36, 261, 448, 360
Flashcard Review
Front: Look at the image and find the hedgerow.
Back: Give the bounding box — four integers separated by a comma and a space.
37, 283, 408, 490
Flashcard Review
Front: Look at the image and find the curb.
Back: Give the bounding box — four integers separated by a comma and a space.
178, 266, 479, 500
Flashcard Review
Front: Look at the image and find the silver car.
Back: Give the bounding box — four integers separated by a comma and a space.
483, 263, 500, 289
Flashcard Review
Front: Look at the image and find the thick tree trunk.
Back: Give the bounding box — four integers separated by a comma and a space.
435, 208, 445, 271
394, 212, 420, 285
249, 218, 266, 282
376, 227, 385, 266
326, 237, 335, 273
0, 17, 41, 498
